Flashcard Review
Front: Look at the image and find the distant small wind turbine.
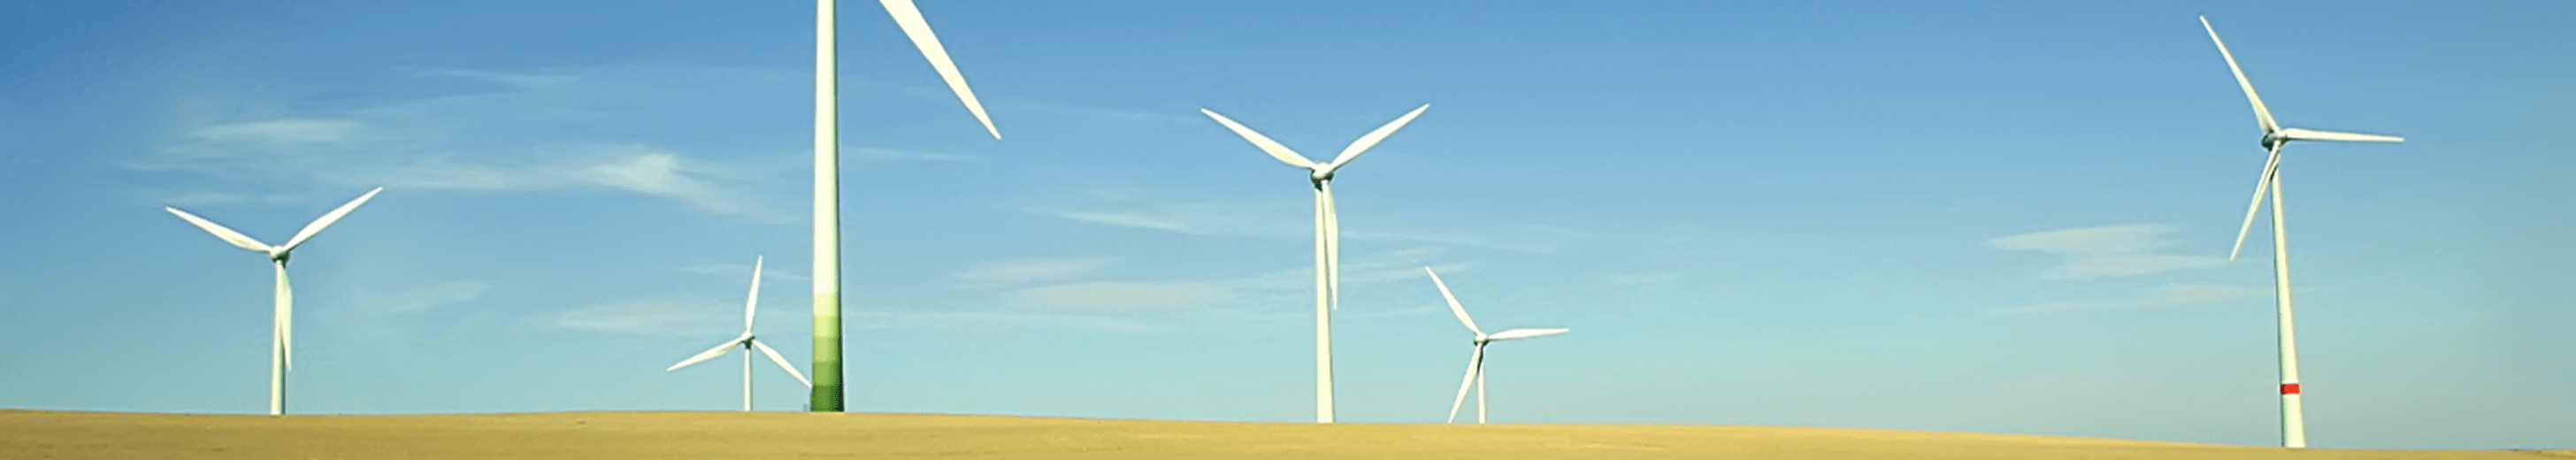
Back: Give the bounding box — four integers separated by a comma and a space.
1202, 104, 1430, 424
809, 0, 1002, 412
669, 256, 812, 411
2200, 16, 2404, 448
165, 187, 383, 416
1424, 267, 1568, 424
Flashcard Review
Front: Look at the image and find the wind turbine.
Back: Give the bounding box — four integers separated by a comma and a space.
164, 187, 383, 415
670, 256, 812, 411
1424, 267, 1568, 425
810, 0, 1000, 412
2200, 16, 2404, 448
1201, 104, 1430, 423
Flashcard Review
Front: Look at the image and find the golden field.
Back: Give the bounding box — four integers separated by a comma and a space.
3, 410, 2565, 459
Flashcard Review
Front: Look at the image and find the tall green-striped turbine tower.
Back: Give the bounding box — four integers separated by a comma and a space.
809, 0, 1000, 411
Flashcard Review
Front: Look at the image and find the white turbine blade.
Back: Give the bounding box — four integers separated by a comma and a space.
1320, 104, 1430, 174
278, 187, 382, 254
743, 256, 763, 334
667, 335, 750, 372
1424, 266, 1480, 335
2202, 16, 2279, 134
165, 207, 272, 253
1201, 109, 1316, 169
749, 340, 813, 387
879, 0, 999, 139
2279, 128, 2404, 143
1322, 183, 1341, 312
1486, 327, 1570, 341
275, 263, 293, 371
1446, 345, 1483, 424
2230, 144, 2284, 261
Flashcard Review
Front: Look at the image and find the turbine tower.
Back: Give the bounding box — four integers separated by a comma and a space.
2200, 16, 2404, 448
1424, 267, 1568, 424
670, 256, 813, 411
165, 187, 383, 415
1202, 104, 1430, 423
811, 0, 999, 412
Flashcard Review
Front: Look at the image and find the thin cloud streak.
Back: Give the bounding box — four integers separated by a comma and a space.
1989, 283, 2264, 315
1990, 224, 2227, 280
1022, 186, 1585, 252
126, 65, 804, 221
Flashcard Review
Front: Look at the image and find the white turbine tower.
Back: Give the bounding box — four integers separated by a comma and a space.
1424, 267, 1567, 424
1201, 104, 1430, 423
164, 187, 383, 416
2200, 16, 2404, 448
810, 0, 1000, 412
669, 256, 813, 411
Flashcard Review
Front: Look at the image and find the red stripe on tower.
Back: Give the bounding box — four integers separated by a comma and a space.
2281, 383, 2302, 395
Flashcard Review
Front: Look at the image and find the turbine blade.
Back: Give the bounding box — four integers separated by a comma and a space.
668, 335, 749, 372
1321, 104, 1430, 174
2279, 127, 2404, 143
879, 0, 999, 139
1322, 183, 1340, 311
1312, 189, 1330, 327
2230, 144, 2284, 261
1201, 108, 1316, 169
749, 340, 812, 387
279, 187, 383, 254
744, 256, 763, 334
1486, 327, 1570, 341
2202, 16, 2279, 135
1425, 266, 1481, 335
275, 263, 293, 372
1473, 345, 1488, 424
1447, 345, 1482, 424
165, 207, 272, 253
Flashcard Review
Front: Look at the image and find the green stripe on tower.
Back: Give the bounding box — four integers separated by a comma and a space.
810, 291, 842, 411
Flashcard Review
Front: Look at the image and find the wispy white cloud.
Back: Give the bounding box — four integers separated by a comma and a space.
953, 257, 1116, 286
548, 295, 740, 337
1020, 186, 1585, 252
416, 69, 579, 88
1005, 281, 1234, 312
1989, 283, 2262, 314
578, 147, 768, 217
183, 119, 365, 145
1990, 224, 2227, 280
678, 260, 807, 282
1605, 272, 1686, 286
848, 147, 971, 163
152, 190, 309, 207
1230, 245, 1467, 293
127, 65, 801, 221
931, 246, 1462, 328
324, 280, 494, 338
349, 281, 494, 315
1019, 187, 1300, 238
996, 101, 1197, 125
847, 309, 1160, 334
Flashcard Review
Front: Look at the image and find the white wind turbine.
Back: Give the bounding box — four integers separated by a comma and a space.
164, 187, 383, 416
1424, 267, 1568, 424
668, 256, 812, 411
2200, 16, 2404, 448
1202, 104, 1430, 424
809, 0, 1000, 412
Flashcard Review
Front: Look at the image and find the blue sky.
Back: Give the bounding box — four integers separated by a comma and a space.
4, 0, 2572, 449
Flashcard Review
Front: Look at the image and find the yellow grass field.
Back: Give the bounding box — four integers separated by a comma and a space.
3, 410, 2566, 459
